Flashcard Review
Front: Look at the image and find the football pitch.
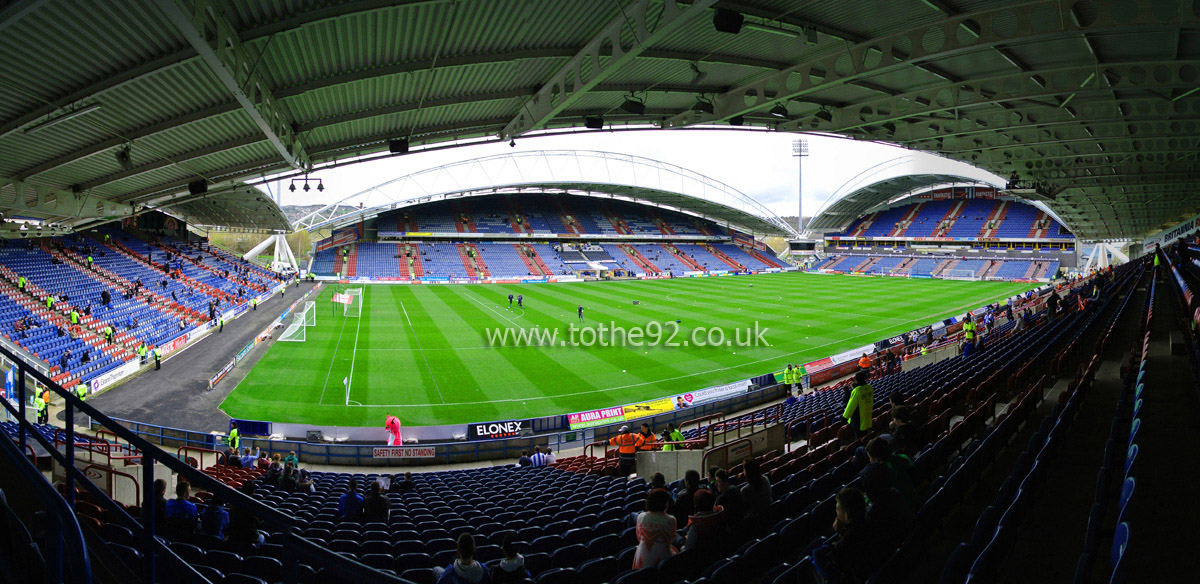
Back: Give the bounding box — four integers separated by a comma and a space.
220, 273, 1034, 427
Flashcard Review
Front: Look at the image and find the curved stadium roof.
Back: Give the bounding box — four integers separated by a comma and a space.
293, 150, 795, 236
1, 0, 1198, 240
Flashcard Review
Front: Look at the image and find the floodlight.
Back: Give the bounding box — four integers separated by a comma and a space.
769, 104, 789, 118
620, 98, 646, 115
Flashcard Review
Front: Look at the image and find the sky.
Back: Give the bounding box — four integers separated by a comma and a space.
264, 128, 1004, 226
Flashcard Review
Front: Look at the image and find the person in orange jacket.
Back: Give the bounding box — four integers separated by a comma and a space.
609, 425, 645, 477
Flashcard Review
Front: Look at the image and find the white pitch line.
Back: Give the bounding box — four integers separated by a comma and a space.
466, 293, 525, 323
343, 292, 366, 406
322, 289, 1018, 408
317, 301, 352, 406
400, 298, 446, 404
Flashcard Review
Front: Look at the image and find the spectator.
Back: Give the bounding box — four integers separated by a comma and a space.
227, 482, 264, 549
224, 448, 242, 468
669, 469, 699, 526
278, 464, 298, 492
516, 451, 532, 467
338, 478, 364, 519
153, 479, 168, 523
740, 457, 773, 517
529, 447, 547, 467
199, 495, 230, 541
296, 469, 315, 493
858, 463, 913, 552
842, 370, 874, 437
363, 480, 391, 521
283, 451, 300, 468
713, 469, 745, 525
239, 447, 260, 468
650, 472, 670, 494
887, 403, 924, 458
683, 489, 727, 553
633, 489, 677, 569
490, 533, 529, 583
164, 482, 198, 536
813, 488, 885, 584
543, 447, 556, 465
435, 532, 490, 584
863, 438, 919, 510
390, 471, 415, 493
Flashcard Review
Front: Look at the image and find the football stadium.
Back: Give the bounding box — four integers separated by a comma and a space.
0, 2, 1198, 584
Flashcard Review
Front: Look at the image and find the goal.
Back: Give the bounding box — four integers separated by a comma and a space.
278, 314, 306, 342
942, 269, 981, 281
344, 288, 364, 317
302, 300, 316, 326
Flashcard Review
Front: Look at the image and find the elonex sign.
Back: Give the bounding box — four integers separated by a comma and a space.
468, 419, 533, 440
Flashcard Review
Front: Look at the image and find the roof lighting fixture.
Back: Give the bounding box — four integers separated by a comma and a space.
290, 177, 322, 193
23, 103, 102, 135
692, 99, 715, 114
769, 103, 790, 118
729, 115, 745, 126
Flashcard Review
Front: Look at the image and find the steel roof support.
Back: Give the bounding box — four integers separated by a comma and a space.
500, 0, 720, 139
157, 0, 311, 172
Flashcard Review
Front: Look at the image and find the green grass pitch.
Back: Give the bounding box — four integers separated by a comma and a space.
220, 272, 1034, 427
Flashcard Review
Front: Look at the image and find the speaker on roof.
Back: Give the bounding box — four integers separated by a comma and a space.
389, 138, 409, 154
188, 180, 207, 196
713, 9, 744, 34
584, 116, 604, 130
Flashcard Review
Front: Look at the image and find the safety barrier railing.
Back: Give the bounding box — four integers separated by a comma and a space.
0, 341, 411, 584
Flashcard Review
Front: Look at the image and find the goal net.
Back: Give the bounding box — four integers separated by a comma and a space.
302, 300, 316, 326
344, 288, 364, 317
942, 269, 981, 281
278, 314, 306, 342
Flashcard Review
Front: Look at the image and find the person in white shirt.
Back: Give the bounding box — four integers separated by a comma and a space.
544, 447, 556, 465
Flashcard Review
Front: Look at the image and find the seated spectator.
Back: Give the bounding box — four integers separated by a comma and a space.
650, 472, 670, 494
887, 404, 924, 458
862, 438, 919, 510
296, 469, 315, 493
543, 447, 555, 465
199, 495, 230, 541
684, 489, 727, 553
859, 463, 913, 552
224, 448, 242, 468
515, 451, 532, 467
713, 469, 745, 525
363, 480, 391, 521
672, 470, 700, 527
152, 479, 168, 523
239, 447, 259, 468
740, 457, 772, 517
283, 451, 300, 468
390, 471, 415, 493
164, 482, 199, 536
490, 533, 529, 583
529, 447, 547, 467
813, 487, 885, 584
435, 532, 490, 584
279, 464, 298, 492
226, 482, 264, 550
633, 489, 677, 569
338, 478, 364, 519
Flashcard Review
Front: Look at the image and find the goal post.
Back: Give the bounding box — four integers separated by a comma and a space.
344, 287, 364, 317
303, 300, 316, 326
278, 314, 306, 342
942, 269, 981, 281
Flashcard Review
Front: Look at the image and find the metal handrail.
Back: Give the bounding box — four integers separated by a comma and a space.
0, 413, 91, 584
82, 464, 142, 507
0, 342, 411, 584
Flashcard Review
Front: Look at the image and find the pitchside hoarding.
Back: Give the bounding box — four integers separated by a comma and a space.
568, 406, 626, 430
372, 446, 436, 459
467, 419, 534, 441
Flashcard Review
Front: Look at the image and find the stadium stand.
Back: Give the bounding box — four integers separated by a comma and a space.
40, 262, 1132, 584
